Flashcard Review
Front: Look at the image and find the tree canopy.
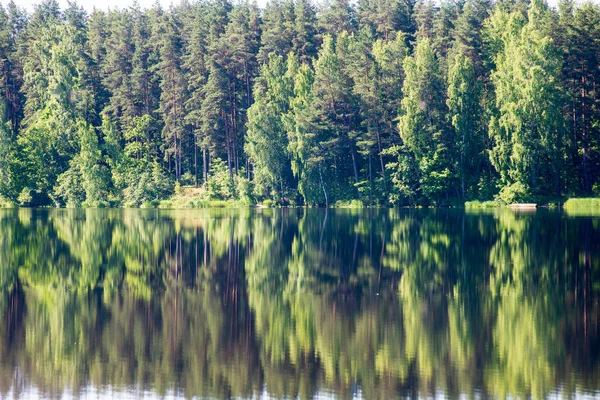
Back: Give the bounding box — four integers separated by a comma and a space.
0, 0, 599, 207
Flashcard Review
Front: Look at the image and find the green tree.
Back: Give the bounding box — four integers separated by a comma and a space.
446, 51, 484, 199
397, 38, 454, 204
245, 53, 295, 202
488, 0, 565, 201
257, 0, 295, 64
155, 10, 186, 181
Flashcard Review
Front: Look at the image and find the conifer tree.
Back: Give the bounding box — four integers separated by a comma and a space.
398, 38, 454, 203
245, 53, 295, 201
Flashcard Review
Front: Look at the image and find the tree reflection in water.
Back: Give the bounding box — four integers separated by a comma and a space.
0, 208, 598, 399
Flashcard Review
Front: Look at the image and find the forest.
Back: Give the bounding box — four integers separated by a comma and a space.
0, 0, 599, 207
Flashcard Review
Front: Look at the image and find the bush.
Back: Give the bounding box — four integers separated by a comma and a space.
18, 188, 33, 206
158, 200, 174, 209
235, 173, 254, 205
497, 182, 530, 204
140, 201, 154, 209
180, 172, 195, 186
206, 158, 234, 200
334, 200, 365, 208
262, 199, 274, 208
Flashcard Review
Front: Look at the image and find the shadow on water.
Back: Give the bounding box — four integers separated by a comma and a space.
0, 207, 599, 399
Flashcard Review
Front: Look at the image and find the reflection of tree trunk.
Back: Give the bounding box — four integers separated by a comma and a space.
352, 232, 359, 269
583, 219, 591, 341
320, 208, 328, 250
203, 228, 208, 266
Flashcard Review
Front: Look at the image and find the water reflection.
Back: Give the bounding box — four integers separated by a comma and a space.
0, 208, 598, 399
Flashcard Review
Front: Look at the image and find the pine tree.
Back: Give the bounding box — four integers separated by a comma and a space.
397, 37, 454, 203
258, 0, 294, 64
102, 10, 135, 128
200, 60, 228, 182
317, 0, 356, 38
292, 0, 318, 64
131, 2, 157, 117
357, 0, 415, 41
182, 2, 211, 186
302, 34, 360, 201
557, 0, 600, 194
87, 9, 109, 118
213, 3, 260, 175
155, 10, 186, 181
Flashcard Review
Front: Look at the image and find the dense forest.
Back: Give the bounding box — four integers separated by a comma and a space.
0, 0, 599, 207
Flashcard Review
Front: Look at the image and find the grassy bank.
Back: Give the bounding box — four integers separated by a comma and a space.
141, 186, 251, 209
562, 198, 600, 216
465, 197, 600, 211
464, 200, 504, 209
563, 198, 600, 210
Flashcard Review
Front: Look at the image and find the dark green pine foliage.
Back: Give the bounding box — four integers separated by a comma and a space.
258, 0, 295, 64
317, 0, 356, 38
557, 0, 600, 194
131, 2, 158, 118
102, 9, 135, 129
413, 0, 435, 42
292, 0, 318, 63
182, 2, 210, 186
200, 60, 229, 181
87, 9, 109, 118
213, 3, 260, 175
357, 0, 415, 41
0, 3, 18, 200
155, 9, 186, 181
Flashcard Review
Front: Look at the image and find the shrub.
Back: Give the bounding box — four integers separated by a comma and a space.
497, 182, 530, 204
18, 188, 33, 206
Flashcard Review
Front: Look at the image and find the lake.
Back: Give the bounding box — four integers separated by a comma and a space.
0, 208, 598, 399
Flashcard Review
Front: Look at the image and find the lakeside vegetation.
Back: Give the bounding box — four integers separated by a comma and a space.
0, 0, 599, 208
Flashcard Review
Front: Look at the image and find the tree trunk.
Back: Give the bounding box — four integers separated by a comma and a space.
203, 147, 208, 186
194, 132, 198, 187
319, 169, 328, 208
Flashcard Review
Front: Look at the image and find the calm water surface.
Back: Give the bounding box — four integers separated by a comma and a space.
0, 208, 599, 399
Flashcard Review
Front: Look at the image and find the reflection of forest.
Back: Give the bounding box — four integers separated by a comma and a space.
0, 208, 598, 399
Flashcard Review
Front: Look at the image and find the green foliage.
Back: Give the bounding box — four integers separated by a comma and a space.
206, 158, 235, 200
488, 0, 565, 197
497, 181, 531, 204
245, 53, 295, 202
563, 197, 600, 210
1, 0, 599, 208
397, 38, 455, 204
0, 107, 17, 202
